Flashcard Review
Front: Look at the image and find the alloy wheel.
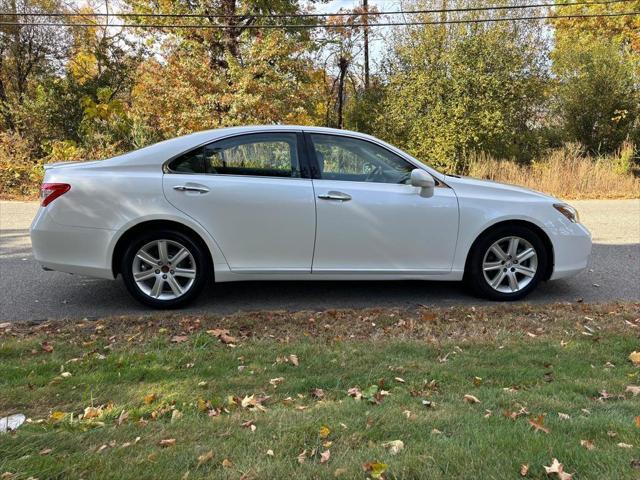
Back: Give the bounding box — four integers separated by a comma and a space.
132, 239, 196, 300
482, 236, 538, 294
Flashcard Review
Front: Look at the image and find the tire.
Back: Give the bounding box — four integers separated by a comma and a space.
121, 229, 209, 308
466, 224, 548, 301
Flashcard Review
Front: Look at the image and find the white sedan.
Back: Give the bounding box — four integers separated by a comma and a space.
31, 126, 592, 308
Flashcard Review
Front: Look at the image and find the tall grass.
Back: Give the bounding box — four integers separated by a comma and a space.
467, 143, 640, 199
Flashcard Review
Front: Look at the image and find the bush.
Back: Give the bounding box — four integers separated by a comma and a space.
468, 143, 640, 199
0, 133, 43, 198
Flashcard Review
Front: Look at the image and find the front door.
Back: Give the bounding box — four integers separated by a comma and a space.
163, 131, 316, 272
307, 133, 459, 273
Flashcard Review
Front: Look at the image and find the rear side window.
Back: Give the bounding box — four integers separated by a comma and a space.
168, 133, 301, 178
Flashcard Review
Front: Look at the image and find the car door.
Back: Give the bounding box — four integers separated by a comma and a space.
307, 132, 459, 273
163, 131, 316, 272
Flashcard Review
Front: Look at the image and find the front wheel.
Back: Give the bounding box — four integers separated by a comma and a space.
466, 225, 548, 301
121, 229, 209, 308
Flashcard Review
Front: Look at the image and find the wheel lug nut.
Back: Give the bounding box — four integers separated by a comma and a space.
155, 269, 160, 274
162, 274, 167, 279
158, 261, 162, 265
503, 268, 507, 272
510, 267, 515, 272
170, 270, 174, 274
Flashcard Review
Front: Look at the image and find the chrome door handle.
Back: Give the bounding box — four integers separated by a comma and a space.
173, 185, 209, 194
318, 191, 351, 201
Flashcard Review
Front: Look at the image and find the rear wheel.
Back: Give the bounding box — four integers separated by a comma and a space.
466, 225, 548, 301
121, 229, 209, 308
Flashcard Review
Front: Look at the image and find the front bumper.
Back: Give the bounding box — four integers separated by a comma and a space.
30, 207, 116, 279
548, 222, 592, 280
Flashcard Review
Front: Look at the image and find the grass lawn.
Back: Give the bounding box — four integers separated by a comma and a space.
1, 303, 639, 479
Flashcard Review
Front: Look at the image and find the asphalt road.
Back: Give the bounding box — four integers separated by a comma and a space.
1, 199, 638, 322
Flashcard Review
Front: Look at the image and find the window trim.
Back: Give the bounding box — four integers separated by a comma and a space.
304, 131, 445, 187
163, 131, 312, 179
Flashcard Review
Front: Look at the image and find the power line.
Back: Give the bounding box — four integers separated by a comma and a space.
0, 0, 636, 20
0, 11, 637, 29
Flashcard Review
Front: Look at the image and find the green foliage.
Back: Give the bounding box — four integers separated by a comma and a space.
375, 17, 549, 172
552, 37, 639, 154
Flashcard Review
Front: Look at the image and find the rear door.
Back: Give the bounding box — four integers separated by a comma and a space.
163, 131, 316, 272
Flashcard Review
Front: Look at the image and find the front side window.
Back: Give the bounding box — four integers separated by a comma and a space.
310, 134, 414, 184
169, 132, 301, 178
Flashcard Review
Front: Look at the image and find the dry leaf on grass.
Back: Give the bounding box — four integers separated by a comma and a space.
382, 440, 404, 455
266, 449, 274, 457
41, 341, 53, 353
625, 385, 640, 396
83, 406, 102, 419
618, 443, 634, 449
558, 412, 570, 420
320, 450, 331, 464
171, 410, 183, 423
170, 335, 189, 343
197, 450, 214, 467
288, 354, 299, 366
319, 426, 331, 439
269, 377, 284, 387
520, 464, 529, 476
629, 351, 640, 366
463, 394, 480, 404
529, 415, 550, 434
363, 461, 388, 479
311, 388, 325, 399
159, 438, 176, 448
544, 458, 573, 479
39, 448, 52, 455
580, 439, 595, 450
221, 458, 233, 468
144, 393, 157, 405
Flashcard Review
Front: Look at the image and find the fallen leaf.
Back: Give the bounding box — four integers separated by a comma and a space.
626, 385, 640, 396
117, 410, 129, 426
49, 411, 65, 422
266, 449, 274, 457
320, 450, 331, 464
580, 439, 595, 450
41, 341, 53, 353
170, 335, 189, 343
171, 409, 183, 423
144, 393, 157, 405
219, 333, 236, 344
520, 464, 529, 476
60, 371, 72, 378
618, 443, 634, 449
363, 461, 388, 479
463, 394, 480, 404
558, 412, 570, 420
636, 416, 640, 428
269, 377, 284, 387
83, 406, 102, 419
197, 450, 214, 467
631, 459, 640, 469
608, 431, 618, 438
311, 388, 325, 399
288, 354, 299, 366
347, 387, 362, 400
221, 458, 233, 468
394, 377, 405, 383
319, 425, 331, 439
297, 450, 307, 464
333, 468, 348, 477
39, 448, 52, 455
473, 376, 483, 386
382, 440, 404, 455
629, 351, 640, 366
159, 438, 176, 448
529, 415, 550, 434
242, 420, 256, 432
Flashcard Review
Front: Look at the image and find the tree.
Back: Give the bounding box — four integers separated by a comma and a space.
551, 0, 640, 154
376, 0, 549, 172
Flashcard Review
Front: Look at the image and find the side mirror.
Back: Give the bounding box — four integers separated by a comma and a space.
410, 169, 435, 198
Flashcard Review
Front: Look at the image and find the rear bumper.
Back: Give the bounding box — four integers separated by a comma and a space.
548, 223, 592, 280
30, 208, 116, 279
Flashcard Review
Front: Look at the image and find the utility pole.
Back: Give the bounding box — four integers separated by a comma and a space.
363, 0, 370, 91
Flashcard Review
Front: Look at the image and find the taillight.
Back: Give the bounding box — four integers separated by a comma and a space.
40, 183, 70, 207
